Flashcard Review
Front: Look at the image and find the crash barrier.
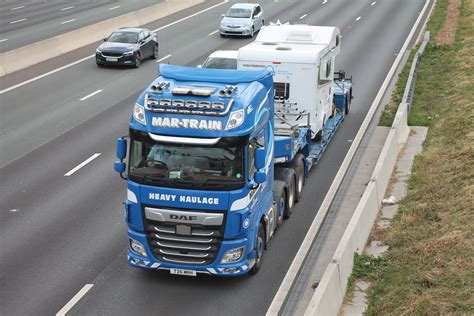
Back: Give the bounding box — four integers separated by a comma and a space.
304, 31, 430, 316
0, 0, 204, 76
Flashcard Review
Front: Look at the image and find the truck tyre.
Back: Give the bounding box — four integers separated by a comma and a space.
249, 223, 265, 275
287, 153, 305, 202
275, 168, 295, 218
272, 180, 286, 227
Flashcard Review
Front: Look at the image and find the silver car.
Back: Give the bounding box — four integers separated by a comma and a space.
219, 3, 264, 38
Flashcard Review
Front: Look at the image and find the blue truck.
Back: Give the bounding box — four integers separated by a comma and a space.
114, 63, 352, 276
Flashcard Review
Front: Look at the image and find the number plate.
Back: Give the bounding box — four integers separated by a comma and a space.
106, 57, 118, 62
170, 268, 197, 276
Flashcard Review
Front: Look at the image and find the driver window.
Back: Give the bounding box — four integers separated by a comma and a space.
248, 140, 257, 180
138, 32, 145, 42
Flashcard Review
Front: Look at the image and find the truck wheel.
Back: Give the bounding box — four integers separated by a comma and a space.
274, 168, 295, 218
249, 223, 265, 275
287, 154, 305, 202
273, 181, 286, 227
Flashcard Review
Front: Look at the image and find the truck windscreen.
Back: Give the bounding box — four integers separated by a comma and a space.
128, 129, 246, 191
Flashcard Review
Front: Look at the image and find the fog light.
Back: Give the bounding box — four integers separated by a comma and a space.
129, 238, 147, 257
221, 247, 244, 264
223, 267, 239, 273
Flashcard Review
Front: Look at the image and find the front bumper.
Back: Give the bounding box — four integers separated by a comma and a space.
219, 26, 252, 36
95, 52, 135, 65
128, 229, 254, 276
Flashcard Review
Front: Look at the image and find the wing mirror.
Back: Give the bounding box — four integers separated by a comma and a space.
254, 171, 266, 184
255, 147, 266, 170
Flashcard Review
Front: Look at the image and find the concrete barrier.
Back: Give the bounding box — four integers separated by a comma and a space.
305, 264, 343, 316
135, 3, 170, 26
0, 37, 61, 74
0, 0, 205, 76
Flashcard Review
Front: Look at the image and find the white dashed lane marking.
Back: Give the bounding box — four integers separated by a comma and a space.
56, 284, 93, 316
64, 154, 101, 177
60, 6, 75, 11
79, 89, 102, 101
61, 19, 77, 25
156, 54, 172, 63
299, 14, 308, 20
9, 18, 27, 24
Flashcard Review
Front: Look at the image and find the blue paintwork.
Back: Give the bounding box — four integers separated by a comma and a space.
119, 65, 352, 276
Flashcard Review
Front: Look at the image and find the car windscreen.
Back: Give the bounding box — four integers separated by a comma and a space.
107, 32, 138, 44
225, 8, 252, 18
203, 57, 237, 69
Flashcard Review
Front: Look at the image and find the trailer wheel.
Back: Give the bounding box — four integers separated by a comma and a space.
287, 154, 305, 202
345, 94, 350, 115
249, 223, 265, 275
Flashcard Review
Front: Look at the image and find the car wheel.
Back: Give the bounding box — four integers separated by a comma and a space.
249, 223, 265, 275
151, 44, 159, 59
134, 52, 141, 68
249, 27, 255, 38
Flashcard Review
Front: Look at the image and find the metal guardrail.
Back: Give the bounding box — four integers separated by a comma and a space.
403, 31, 430, 112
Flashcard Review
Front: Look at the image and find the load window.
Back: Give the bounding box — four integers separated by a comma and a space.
274, 82, 290, 100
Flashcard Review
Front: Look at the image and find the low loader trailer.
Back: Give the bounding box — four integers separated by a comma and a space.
114, 25, 352, 277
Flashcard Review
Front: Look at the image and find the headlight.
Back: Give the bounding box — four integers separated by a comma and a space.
221, 247, 245, 264
129, 238, 147, 257
96, 48, 102, 53
133, 103, 146, 125
226, 109, 244, 130
123, 51, 134, 56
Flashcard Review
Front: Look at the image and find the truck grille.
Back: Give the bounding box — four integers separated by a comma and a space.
143, 208, 225, 265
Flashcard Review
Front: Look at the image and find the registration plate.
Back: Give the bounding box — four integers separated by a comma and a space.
106, 57, 118, 62
170, 268, 197, 277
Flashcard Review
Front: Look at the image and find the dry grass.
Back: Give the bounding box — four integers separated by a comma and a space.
436, 0, 461, 44
363, 0, 474, 314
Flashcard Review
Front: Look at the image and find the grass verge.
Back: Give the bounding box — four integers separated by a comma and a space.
363, 0, 474, 314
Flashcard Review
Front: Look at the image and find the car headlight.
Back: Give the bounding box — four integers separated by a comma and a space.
123, 50, 134, 56
221, 247, 245, 264
96, 48, 102, 53
133, 103, 146, 125
129, 238, 147, 257
226, 109, 244, 130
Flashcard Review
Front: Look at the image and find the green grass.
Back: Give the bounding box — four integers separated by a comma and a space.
348, 0, 474, 314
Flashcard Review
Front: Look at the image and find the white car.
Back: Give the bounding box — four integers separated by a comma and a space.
219, 3, 264, 38
200, 50, 238, 69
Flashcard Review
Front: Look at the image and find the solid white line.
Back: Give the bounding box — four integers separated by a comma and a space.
356, 16, 362, 21
208, 29, 219, 36
267, 0, 432, 314
299, 14, 308, 20
0, 39, 8, 43
79, 89, 102, 101
371, 1, 376, 6
61, 19, 77, 25
1, 1, 228, 94
10, 18, 27, 24
60, 6, 75, 11
156, 54, 172, 63
108, 5, 121, 10
10, 6, 26, 10
64, 154, 101, 176
56, 284, 93, 315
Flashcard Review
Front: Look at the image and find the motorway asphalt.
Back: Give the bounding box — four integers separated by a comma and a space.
0, 0, 426, 314
0, 0, 164, 53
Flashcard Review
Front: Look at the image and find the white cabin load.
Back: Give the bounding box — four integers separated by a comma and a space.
237, 23, 341, 138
